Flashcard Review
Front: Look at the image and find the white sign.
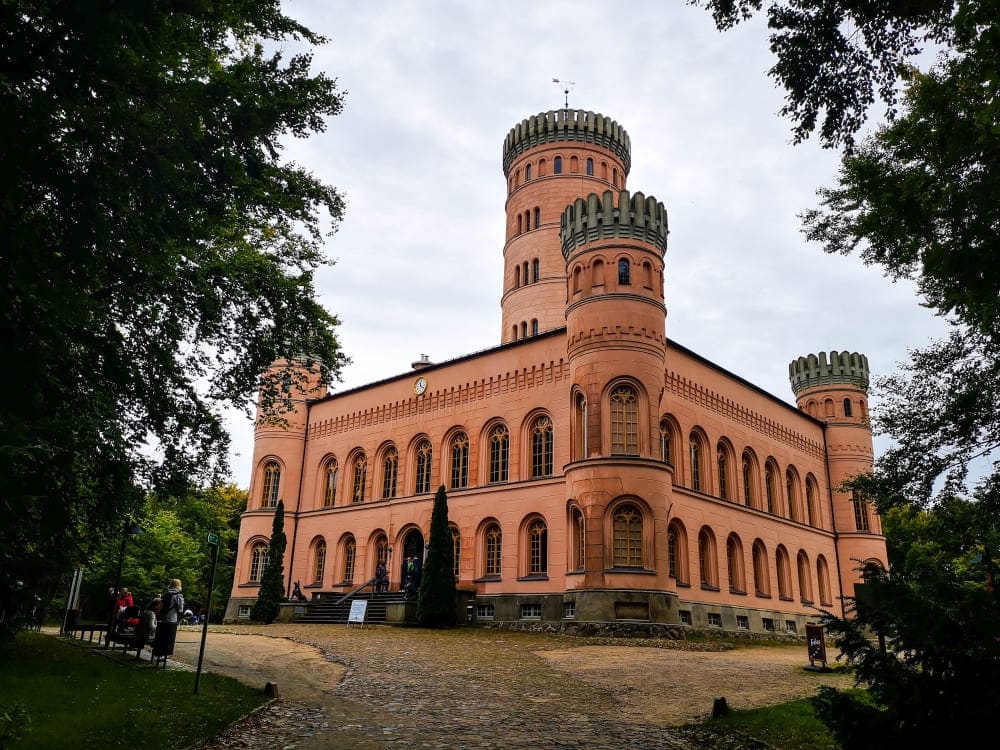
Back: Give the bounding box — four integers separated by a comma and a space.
347, 599, 368, 624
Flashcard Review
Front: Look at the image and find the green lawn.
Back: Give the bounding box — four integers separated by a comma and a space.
0, 632, 265, 749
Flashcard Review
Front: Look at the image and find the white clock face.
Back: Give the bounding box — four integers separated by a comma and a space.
414, 377, 427, 395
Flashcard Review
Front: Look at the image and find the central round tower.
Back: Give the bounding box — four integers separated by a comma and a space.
500, 109, 631, 342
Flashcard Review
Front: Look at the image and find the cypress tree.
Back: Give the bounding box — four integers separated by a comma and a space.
250, 499, 286, 624
417, 486, 456, 627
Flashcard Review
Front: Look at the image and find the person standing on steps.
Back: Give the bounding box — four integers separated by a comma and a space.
151, 578, 184, 665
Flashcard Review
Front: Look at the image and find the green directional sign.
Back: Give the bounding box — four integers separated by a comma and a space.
207, 533, 220, 546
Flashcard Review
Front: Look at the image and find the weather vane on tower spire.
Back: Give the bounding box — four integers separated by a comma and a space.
552, 78, 575, 110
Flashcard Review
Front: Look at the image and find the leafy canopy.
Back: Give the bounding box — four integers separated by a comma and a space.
0, 1, 347, 592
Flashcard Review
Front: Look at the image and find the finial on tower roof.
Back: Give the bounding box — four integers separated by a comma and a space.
552, 77, 575, 110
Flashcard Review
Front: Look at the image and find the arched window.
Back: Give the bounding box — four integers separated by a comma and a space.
853, 494, 870, 531
610, 385, 639, 455
660, 420, 672, 464
450, 433, 469, 490
322, 460, 338, 507
553, 156, 562, 174
797, 551, 813, 603
530, 415, 553, 478
488, 424, 509, 484
533, 207, 540, 228
343, 537, 356, 582
717, 446, 729, 500
698, 527, 718, 588
529, 519, 548, 575
817, 555, 833, 606
351, 454, 367, 504
572, 507, 586, 570
531, 319, 538, 336
415, 440, 432, 494
532, 258, 539, 282
618, 258, 631, 285
690, 433, 704, 491
776, 546, 792, 600
843, 398, 853, 417
451, 527, 461, 578
261, 461, 280, 508
742, 452, 755, 508
586, 157, 594, 175
726, 534, 745, 593
806, 478, 820, 527
312, 540, 326, 584
484, 523, 502, 577
612, 503, 643, 567
765, 465, 777, 513
525, 163, 532, 180
249, 541, 268, 583
381, 447, 398, 499
752, 540, 770, 596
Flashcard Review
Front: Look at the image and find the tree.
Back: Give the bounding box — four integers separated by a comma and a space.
250, 500, 286, 625
417, 486, 457, 627
0, 2, 347, 606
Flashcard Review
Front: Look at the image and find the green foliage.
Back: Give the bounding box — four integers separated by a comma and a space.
250, 500, 286, 624
812, 494, 1000, 747
417, 486, 457, 627
0, 0, 347, 609
0, 633, 263, 749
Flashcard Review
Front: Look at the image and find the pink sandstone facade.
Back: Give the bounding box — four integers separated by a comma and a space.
226, 108, 886, 634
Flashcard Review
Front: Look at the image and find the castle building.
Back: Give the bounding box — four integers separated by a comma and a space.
226, 108, 886, 634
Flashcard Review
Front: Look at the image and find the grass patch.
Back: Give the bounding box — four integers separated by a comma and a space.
0, 632, 265, 749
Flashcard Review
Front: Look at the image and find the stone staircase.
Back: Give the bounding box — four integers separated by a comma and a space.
295, 590, 404, 625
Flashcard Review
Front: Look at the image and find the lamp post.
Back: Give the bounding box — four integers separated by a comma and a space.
105, 518, 144, 648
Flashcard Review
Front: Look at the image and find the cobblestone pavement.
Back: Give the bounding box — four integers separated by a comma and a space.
161, 624, 850, 750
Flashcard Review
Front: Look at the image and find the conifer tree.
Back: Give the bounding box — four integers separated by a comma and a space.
417, 486, 456, 627
251, 500, 287, 624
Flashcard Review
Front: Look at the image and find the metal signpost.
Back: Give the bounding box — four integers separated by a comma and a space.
194, 532, 220, 694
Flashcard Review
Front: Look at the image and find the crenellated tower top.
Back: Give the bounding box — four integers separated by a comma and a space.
560, 189, 668, 261
788, 351, 870, 396
502, 109, 631, 174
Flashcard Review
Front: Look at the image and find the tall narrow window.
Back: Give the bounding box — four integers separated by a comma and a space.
573, 508, 585, 570
381, 448, 397, 499
610, 386, 639, 455
618, 259, 631, 285
261, 461, 280, 508
532, 258, 539, 282
690, 435, 702, 491
450, 433, 469, 490
612, 504, 643, 567
765, 466, 776, 513
485, 524, 502, 576
529, 520, 548, 575
489, 425, 509, 484
415, 440, 432, 494
531, 416, 553, 478
586, 158, 594, 175
553, 156, 562, 174
313, 540, 326, 584
352, 455, 367, 504
323, 460, 338, 507
343, 537, 356, 582
853, 494, 870, 531
717, 447, 728, 499
451, 527, 461, 578
249, 542, 268, 583
843, 398, 853, 417
742, 453, 754, 508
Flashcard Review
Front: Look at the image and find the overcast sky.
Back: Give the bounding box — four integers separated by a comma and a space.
222, 1, 950, 486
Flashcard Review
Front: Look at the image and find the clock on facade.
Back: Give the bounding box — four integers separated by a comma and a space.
413, 376, 427, 395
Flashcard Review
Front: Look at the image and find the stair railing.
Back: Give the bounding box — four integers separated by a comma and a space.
331, 576, 378, 607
